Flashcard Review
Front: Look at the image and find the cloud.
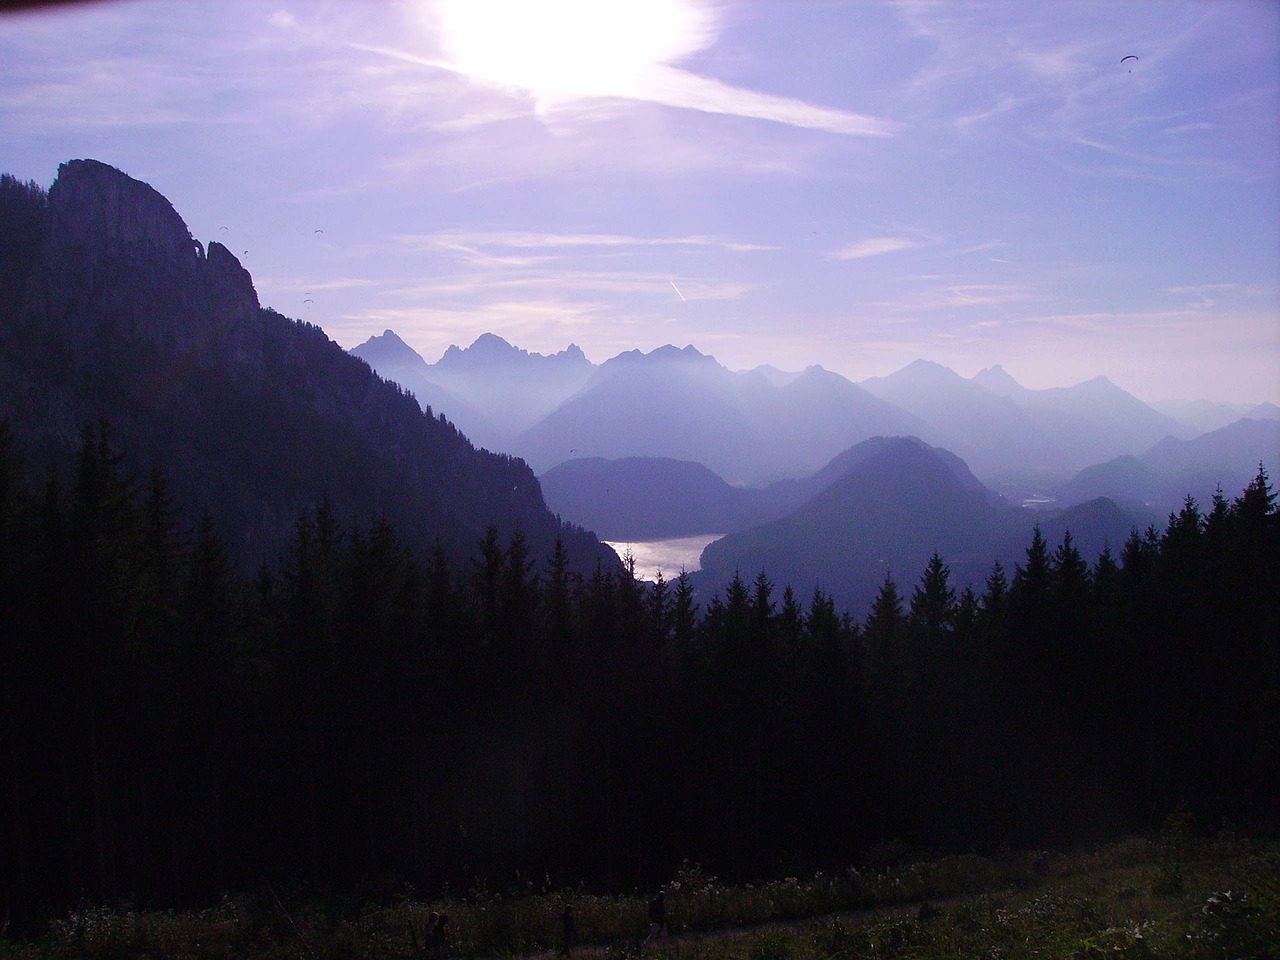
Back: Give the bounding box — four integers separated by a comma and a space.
264, 276, 377, 293
353, 0, 897, 137
635, 64, 897, 136
383, 270, 754, 302
954, 96, 1029, 129
830, 237, 921, 260
880, 282, 1037, 312
404, 230, 777, 253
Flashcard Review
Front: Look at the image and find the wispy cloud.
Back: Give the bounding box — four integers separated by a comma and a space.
264, 276, 378, 293
890, 0, 1268, 183
404, 230, 777, 254
352, 0, 897, 137
383, 270, 753, 302
830, 237, 922, 260
881, 282, 1037, 312
954, 96, 1029, 130
635, 64, 898, 136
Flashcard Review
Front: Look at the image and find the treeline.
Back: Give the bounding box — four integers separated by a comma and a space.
1, 421, 1276, 926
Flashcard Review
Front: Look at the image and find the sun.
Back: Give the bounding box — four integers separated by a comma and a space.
420, 0, 713, 101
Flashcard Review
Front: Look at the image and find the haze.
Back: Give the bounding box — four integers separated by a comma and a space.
2, 0, 1277, 403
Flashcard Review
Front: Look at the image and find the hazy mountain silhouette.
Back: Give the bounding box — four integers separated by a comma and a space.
1039, 496, 1155, 561
748, 363, 803, 387
995, 371, 1196, 469
1244, 401, 1280, 421
350, 329, 504, 449
350, 335, 1210, 497
540, 435, 1004, 542
860, 360, 1192, 478
0, 160, 617, 574
540, 457, 771, 540
1057, 417, 1280, 514
859, 361, 1040, 476
695, 436, 1018, 613
516, 345, 921, 483
695, 435, 1148, 614
1153, 398, 1256, 433
427, 332, 596, 435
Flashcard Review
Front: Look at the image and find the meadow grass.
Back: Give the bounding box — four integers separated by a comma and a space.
2, 834, 1275, 959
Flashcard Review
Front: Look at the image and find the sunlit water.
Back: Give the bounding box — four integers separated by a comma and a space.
604, 534, 724, 582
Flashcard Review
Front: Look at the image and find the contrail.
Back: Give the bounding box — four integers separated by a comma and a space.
669, 280, 687, 301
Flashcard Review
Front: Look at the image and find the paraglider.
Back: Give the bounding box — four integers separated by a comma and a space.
303, 299, 314, 304
313, 229, 324, 235
1121, 55, 1138, 72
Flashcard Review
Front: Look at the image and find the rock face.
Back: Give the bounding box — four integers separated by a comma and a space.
41, 159, 263, 371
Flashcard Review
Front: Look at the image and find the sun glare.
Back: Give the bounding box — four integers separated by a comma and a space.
422, 0, 714, 100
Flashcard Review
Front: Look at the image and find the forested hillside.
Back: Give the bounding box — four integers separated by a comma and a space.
0, 164, 614, 575
2, 421, 1275, 927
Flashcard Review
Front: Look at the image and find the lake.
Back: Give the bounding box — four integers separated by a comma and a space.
603, 533, 724, 582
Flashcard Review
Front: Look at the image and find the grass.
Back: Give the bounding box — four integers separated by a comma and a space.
2, 834, 1276, 959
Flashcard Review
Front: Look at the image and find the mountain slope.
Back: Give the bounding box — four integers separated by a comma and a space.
1057, 418, 1280, 513
695, 435, 1149, 615
696, 437, 1022, 613
539, 457, 769, 540
862, 360, 1193, 478
0, 160, 617, 574
515, 345, 764, 478
349, 329, 504, 449
427, 332, 596, 434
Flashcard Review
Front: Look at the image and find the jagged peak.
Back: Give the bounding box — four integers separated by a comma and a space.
600, 343, 717, 370
351, 329, 426, 367
434, 333, 590, 368
972, 363, 1027, 396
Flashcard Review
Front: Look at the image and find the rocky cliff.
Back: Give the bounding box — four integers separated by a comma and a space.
38, 159, 264, 371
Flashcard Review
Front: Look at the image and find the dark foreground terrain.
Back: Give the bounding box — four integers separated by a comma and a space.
2, 832, 1275, 959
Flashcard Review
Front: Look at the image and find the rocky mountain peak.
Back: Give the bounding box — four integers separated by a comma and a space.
41, 159, 261, 370
50, 159, 199, 261
971, 364, 1026, 396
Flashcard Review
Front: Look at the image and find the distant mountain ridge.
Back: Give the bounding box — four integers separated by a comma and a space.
1057, 418, 1280, 514
694, 436, 1150, 615
859, 359, 1194, 477
0, 160, 617, 575
353, 330, 1270, 504
541, 436, 1009, 543
355, 333, 929, 484
352, 330, 596, 448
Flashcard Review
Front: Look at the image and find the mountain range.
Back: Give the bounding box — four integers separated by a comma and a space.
0, 161, 617, 575
1055, 417, 1280, 515
353, 332, 1230, 490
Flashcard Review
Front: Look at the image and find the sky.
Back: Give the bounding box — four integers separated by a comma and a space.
2, 0, 1278, 404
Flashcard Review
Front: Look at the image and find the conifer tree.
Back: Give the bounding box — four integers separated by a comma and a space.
909, 552, 955, 644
